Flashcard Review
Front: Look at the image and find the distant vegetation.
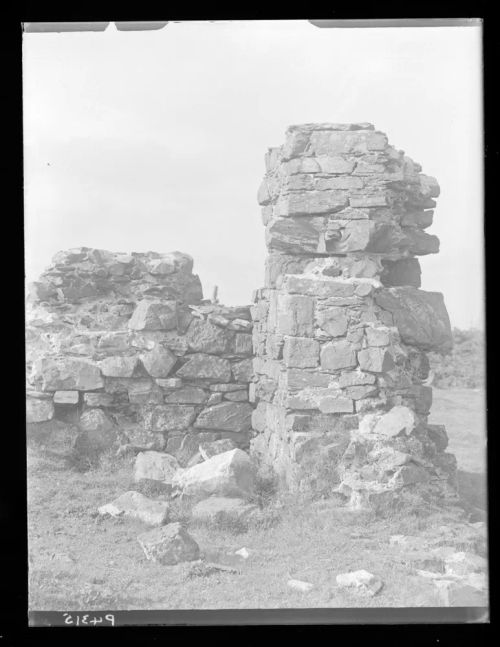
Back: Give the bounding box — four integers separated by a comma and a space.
429, 328, 485, 389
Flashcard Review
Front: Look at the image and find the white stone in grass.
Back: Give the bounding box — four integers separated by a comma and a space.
98, 491, 169, 526
235, 547, 250, 559
336, 569, 383, 596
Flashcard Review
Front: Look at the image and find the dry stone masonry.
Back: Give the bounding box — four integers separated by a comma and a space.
25, 122, 459, 514
26, 249, 254, 467
251, 122, 457, 508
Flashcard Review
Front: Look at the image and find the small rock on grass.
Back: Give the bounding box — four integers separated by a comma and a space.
336, 570, 383, 596
235, 547, 250, 559
187, 561, 239, 578
98, 491, 169, 526
137, 522, 200, 565
288, 579, 314, 593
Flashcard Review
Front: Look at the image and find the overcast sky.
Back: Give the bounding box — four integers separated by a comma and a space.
23, 20, 483, 329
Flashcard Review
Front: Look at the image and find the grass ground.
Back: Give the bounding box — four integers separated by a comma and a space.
27, 388, 488, 611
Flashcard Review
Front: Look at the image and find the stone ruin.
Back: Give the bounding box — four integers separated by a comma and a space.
26, 249, 254, 467
25, 122, 457, 511
250, 122, 456, 508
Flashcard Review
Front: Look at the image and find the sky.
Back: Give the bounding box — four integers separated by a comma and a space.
23, 20, 483, 329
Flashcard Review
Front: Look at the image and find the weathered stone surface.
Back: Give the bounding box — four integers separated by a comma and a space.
199, 438, 237, 461
234, 333, 253, 355
231, 358, 253, 383
191, 497, 258, 524
285, 369, 333, 391
31, 358, 104, 392
98, 491, 169, 526
316, 306, 348, 337
164, 387, 207, 404
373, 406, 417, 437
266, 217, 323, 254
134, 451, 180, 483
172, 449, 255, 499
338, 370, 376, 388
138, 523, 200, 565
26, 398, 54, 423
83, 392, 114, 407
176, 354, 232, 383
374, 287, 452, 352
53, 390, 79, 405
336, 570, 383, 596
381, 258, 421, 288
76, 409, 116, 453
194, 402, 252, 432
318, 396, 354, 414
185, 319, 234, 354
99, 356, 139, 378
283, 276, 356, 299
209, 383, 247, 393
283, 336, 320, 368
365, 326, 392, 347
140, 345, 177, 378
320, 340, 358, 371
277, 294, 314, 336
156, 377, 182, 389
224, 390, 248, 402
357, 347, 395, 373
142, 405, 197, 431
128, 300, 178, 331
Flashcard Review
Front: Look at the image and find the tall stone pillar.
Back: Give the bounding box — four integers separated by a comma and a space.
250, 123, 457, 509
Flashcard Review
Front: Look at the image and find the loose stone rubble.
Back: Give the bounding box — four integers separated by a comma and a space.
250, 122, 457, 508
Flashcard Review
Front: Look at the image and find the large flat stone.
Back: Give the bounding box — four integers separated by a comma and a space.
99, 491, 169, 526
283, 336, 320, 368
172, 448, 255, 499
176, 354, 232, 382
374, 287, 452, 352
185, 319, 234, 354
128, 299, 178, 331
276, 294, 314, 336
140, 345, 177, 378
26, 398, 54, 423
320, 340, 358, 371
142, 405, 197, 431
99, 356, 139, 378
31, 358, 104, 392
194, 402, 253, 432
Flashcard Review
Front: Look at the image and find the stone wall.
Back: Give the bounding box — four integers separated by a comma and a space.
250, 123, 458, 508
26, 248, 254, 466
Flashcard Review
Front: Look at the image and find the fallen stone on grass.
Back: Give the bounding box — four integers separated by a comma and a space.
98, 491, 169, 526
187, 560, 239, 577
191, 497, 259, 524
171, 449, 256, 499
133, 451, 180, 484
287, 579, 314, 592
137, 522, 200, 565
336, 569, 383, 596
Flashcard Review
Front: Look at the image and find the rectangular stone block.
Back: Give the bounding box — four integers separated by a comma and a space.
275, 191, 349, 217
357, 347, 395, 373
320, 340, 358, 371
53, 390, 79, 405
283, 337, 320, 368
277, 294, 314, 336
282, 276, 355, 299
